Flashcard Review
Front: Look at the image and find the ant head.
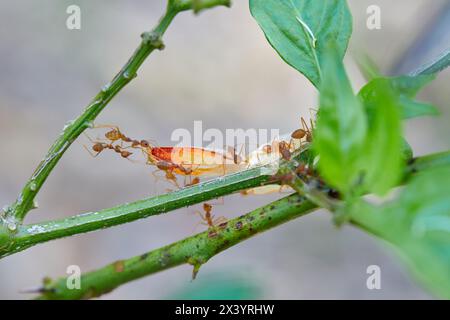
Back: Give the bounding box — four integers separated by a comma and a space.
105, 129, 121, 141
140, 140, 150, 148
92, 143, 104, 153
121, 151, 132, 158
279, 141, 289, 150
131, 140, 140, 147
203, 203, 212, 212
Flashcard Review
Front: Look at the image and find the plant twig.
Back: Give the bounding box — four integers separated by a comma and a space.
1, 166, 271, 258
26, 149, 450, 299
4, 0, 230, 224
410, 48, 450, 76
37, 194, 315, 300
1, 149, 450, 259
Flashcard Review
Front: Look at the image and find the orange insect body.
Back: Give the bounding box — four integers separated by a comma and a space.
144, 146, 244, 177
86, 120, 315, 192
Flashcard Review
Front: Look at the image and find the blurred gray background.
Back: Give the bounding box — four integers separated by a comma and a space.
0, 0, 449, 299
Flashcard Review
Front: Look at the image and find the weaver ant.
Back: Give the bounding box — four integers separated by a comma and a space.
197, 203, 227, 229
100, 125, 152, 151
291, 117, 314, 143
85, 141, 133, 159
278, 141, 292, 161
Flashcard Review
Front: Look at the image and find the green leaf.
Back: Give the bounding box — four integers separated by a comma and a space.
350, 166, 450, 299
359, 75, 439, 120
390, 74, 435, 97
249, 0, 352, 88
401, 138, 413, 161
313, 48, 367, 195
355, 53, 381, 81
361, 79, 403, 195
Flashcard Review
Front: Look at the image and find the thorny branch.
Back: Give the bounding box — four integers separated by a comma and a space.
0, 0, 449, 300
2, 0, 231, 224
37, 194, 315, 299
35, 150, 450, 299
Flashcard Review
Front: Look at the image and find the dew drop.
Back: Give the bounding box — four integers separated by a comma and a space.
30, 182, 37, 191
85, 120, 94, 129
101, 83, 111, 92
7, 221, 17, 231
63, 120, 75, 131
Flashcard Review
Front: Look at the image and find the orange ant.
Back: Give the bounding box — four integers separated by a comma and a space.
100, 125, 151, 150
295, 163, 314, 176
291, 117, 313, 143
278, 141, 292, 161
197, 203, 227, 229
259, 140, 291, 161
254, 118, 313, 165
85, 141, 133, 159
154, 160, 195, 187
185, 177, 200, 187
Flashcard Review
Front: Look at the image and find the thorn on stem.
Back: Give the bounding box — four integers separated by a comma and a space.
188, 257, 203, 280
192, 263, 201, 280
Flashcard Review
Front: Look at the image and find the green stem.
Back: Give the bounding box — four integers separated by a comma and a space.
35, 149, 450, 299
5, 0, 230, 224
410, 48, 450, 76
1, 166, 271, 258
37, 194, 315, 300
1, 149, 448, 260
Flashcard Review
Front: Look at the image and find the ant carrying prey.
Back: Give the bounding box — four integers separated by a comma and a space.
85, 142, 133, 159
84, 125, 246, 189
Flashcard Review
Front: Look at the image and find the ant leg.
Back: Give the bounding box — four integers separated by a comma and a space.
309, 107, 318, 120
84, 132, 107, 144
301, 117, 309, 132
191, 221, 203, 234
213, 216, 227, 226
208, 197, 224, 206
166, 172, 181, 189
91, 123, 121, 131
195, 210, 207, 222
82, 144, 101, 158
151, 170, 164, 184
124, 157, 139, 164
191, 215, 210, 234
83, 132, 113, 148
222, 157, 226, 175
